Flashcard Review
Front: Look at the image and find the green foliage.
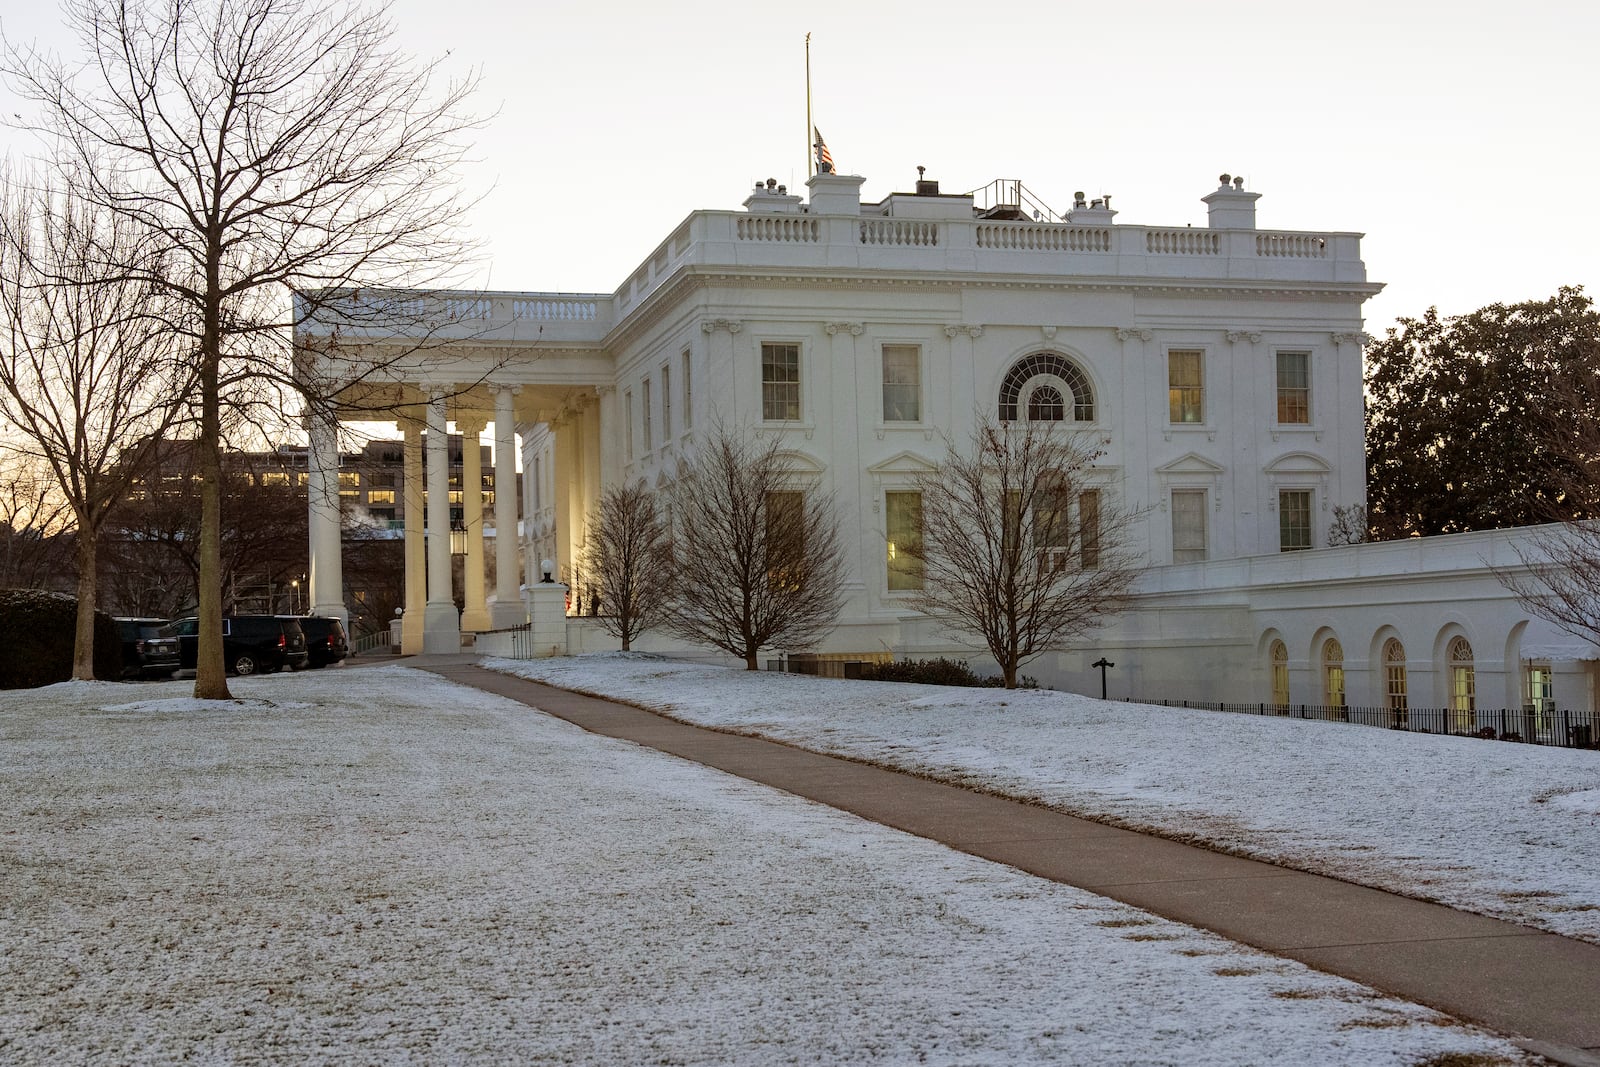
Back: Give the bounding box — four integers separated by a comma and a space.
0, 588, 121, 688
1365, 286, 1600, 537
861, 657, 1038, 689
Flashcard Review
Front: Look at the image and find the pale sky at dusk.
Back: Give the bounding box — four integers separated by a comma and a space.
3, 0, 1596, 338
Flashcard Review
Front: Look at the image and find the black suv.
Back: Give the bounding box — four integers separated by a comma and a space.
161, 615, 310, 676
297, 616, 348, 669
116, 617, 180, 679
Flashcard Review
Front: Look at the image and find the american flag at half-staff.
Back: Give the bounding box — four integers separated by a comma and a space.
814, 128, 834, 173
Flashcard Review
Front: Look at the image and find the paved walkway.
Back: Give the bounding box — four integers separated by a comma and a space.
418, 660, 1600, 1066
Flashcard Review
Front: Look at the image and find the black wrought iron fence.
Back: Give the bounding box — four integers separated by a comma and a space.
1134, 699, 1598, 749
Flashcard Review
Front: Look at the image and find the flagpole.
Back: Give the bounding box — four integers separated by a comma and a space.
805, 32, 813, 179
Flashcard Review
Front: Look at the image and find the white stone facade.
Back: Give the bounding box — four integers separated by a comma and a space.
297, 169, 1596, 715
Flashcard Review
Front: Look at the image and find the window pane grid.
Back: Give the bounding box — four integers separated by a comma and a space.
1277, 351, 1311, 424
1168, 350, 1204, 424
1270, 641, 1289, 706
1279, 490, 1312, 551
885, 491, 923, 591
1171, 489, 1207, 563
882, 345, 920, 422
762, 343, 800, 421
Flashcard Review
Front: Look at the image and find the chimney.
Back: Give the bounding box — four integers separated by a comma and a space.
807, 171, 866, 215
1201, 173, 1261, 229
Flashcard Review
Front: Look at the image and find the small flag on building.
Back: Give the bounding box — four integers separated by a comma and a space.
814, 128, 834, 174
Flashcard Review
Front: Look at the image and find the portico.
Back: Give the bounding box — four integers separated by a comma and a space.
297, 293, 615, 652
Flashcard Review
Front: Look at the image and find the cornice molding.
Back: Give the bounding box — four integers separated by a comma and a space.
943, 324, 983, 339
1226, 330, 1263, 344
825, 322, 864, 336
700, 317, 743, 334
1115, 328, 1153, 342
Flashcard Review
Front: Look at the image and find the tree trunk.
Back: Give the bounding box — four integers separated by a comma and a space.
72, 527, 97, 680
745, 650, 759, 670
193, 254, 231, 700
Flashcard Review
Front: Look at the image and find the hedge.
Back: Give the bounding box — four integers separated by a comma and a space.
0, 588, 122, 689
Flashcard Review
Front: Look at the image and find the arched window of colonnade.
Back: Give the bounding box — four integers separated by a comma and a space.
1322, 638, 1346, 709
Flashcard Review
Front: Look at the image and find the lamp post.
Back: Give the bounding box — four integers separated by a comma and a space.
290, 578, 301, 615
1091, 656, 1115, 700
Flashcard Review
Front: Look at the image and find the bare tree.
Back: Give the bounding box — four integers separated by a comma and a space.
0, 171, 189, 678
583, 482, 675, 651
1327, 503, 1371, 547
5, 0, 481, 697
1499, 364, 1600, 650
909, 418, 1140, 689
668, 429, 845, 669
0, 450, 75, 591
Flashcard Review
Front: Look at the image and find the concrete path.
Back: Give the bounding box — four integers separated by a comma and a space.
422, 661, 1600, 1066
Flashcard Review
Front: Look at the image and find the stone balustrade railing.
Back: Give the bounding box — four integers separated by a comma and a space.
302, 211, 1366, 342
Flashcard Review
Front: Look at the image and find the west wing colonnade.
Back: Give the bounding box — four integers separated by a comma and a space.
297, 293, 617, 652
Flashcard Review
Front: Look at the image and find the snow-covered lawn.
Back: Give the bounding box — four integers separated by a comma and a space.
490, 654, 1600, 944
1, 666, 1535, 1065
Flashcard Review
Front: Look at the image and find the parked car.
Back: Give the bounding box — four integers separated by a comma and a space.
115, 617, 180, 679
296, 616, 348, 668
160, 615, 310, 676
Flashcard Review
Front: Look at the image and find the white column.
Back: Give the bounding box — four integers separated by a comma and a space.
306, 402, 346, 624
553, 417, 574, 584
491, 384, 523, 628
423, 389, 461, 653
458, 416, 489, 632
401, 412, 426, 655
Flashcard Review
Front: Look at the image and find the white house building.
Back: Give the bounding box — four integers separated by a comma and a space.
296, 168, 1598, 722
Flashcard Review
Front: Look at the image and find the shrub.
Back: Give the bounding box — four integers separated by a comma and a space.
862, 657, 991, 686
858, 657, 1042, 689
0, 589, 122, 689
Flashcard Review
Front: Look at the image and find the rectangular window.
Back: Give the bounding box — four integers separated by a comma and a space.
1279, 489, 1312, 551
1168, 349, 1204, 424
338, 472, 361, 488
1527, 664, 1553, 714
766, 491, 804, 589
625, 390, 635, 459
532, 456, 542, 510
1078, 489, 1101, 570
683, 350, 693, 429
1386, 664, 1408, 712
261, 471, 289, 487
885, 491, 923, 591
1171, 489, 1207, 563
366, 489, 396, 505
661, 365, 672, 439
371, 472, 396, 488
1277, 350, 1311, 424
642, 378, 653, 451
1272, 658, 1290, 707
882, 345, 921, 422
761, 343, 801, 421
1034, 481, 1072, 574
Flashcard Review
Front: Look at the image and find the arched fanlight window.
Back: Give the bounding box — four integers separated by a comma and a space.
997, 353, 1094, 422
1026, 384, 1065, 421
1449, 636, 1476, 729
1270, 639, 1289, 707
1323, 637, 1345, 708
1383, 638, 1408, 713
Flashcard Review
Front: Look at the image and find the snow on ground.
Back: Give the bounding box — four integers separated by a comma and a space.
490, 654, 1600, 944
1, 667, 1535, 1065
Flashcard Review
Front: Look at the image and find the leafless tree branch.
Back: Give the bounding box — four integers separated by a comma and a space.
667, 428, 845, 669
909, 417, 1141, 689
